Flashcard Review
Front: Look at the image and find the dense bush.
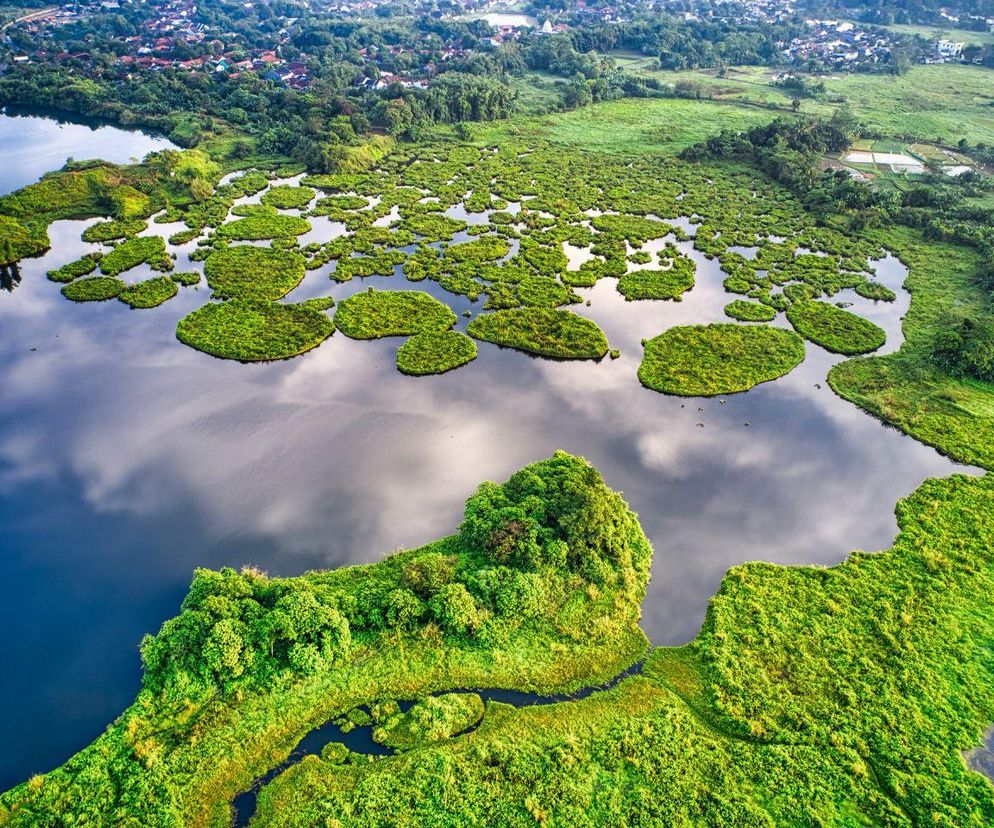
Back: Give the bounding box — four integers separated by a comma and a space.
467, 308, 609, 359
204, 246, 306, 300
787, 300, 886, 354
176, 299, 335, 361
639, 324, 805, 396
458, 450, 652, 587
396, 331, 478, 376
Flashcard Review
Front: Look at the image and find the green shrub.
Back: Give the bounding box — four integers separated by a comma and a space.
396, 331, 478, 376
467, 308, 609, 359
204, 246, 306, 300
639, 324, 805, 396
786, 301, 885, 355
176, 299, 335, 361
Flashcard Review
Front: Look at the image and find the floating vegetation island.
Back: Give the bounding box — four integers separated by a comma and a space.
396, 331, 478, 376
204, 246, 306, 301
639, 324, 806, 396
787, 300, 886, 355
176, 299, 335, 362
2, 140, 899, 379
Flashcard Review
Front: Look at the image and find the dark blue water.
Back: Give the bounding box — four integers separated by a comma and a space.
0, 114, 974, 792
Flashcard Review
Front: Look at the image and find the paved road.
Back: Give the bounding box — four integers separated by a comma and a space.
1, 7, 59, 34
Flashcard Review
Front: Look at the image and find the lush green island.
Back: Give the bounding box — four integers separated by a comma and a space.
639, 324, 806, 396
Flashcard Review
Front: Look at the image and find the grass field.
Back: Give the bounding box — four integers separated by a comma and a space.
475, 96, 781, 156
879, 22, 994, 47
608, 62, 994, 147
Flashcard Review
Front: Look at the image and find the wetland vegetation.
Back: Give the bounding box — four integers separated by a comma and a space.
639, 324, 806, 396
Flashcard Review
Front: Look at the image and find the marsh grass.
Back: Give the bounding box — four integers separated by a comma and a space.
176, 299, 334, 361
467, 308, 609, 359
396, 331, 478, 376
639, 323, 804, 396
787, 301, 886, 355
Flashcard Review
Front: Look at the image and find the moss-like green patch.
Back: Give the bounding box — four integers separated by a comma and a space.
639, 324, 805, 396
171, 271, 201, 286
787, 301, 885, 355
444, 237, 510, 263
854, 281, 896, 302
217, 215, 311, 241
176, 299, 334, 361
99, 236, 170, 276
468, 308, 609, 359
81, 218, 148, 243
118, 276, 179, 309
334, 289, 457, 339
617, 267, 694, 301
396, 331, 478, 376
724, 300, 777, 322
204, 246, 306, 300
261, 185, 316, 210
61, 276, 125, 302
47, 254, 100, 283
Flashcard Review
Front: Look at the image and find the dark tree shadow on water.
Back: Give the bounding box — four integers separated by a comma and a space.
0, 264, 22, 293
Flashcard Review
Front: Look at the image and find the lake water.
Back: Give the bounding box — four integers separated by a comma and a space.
0, 113, 973, 790
0, 108, 177, 195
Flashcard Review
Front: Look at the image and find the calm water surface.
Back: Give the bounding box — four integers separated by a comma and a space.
0, 114, 973, 789
0, 108, 176, 195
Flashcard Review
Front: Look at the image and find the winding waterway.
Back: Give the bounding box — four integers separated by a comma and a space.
0, 113, 975, 790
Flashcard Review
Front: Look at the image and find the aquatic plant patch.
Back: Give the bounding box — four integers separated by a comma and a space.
334, 290, 457, 339
261, 185, 316, 211
854, 281, 896, 302
47, 254, 100, 283
373, 693, 484, 750
787, 301, 886, 355
176, 299, 335, 361
61, 276, 125, 302
617, 265, 694, 301
118, 276, 178, 309
99, 236, 169, 276
81, 218, 148, 243
638, 324, 805, 396
468, 308, 609, 359
724, 300, 777, 322
217, 215, 312, 241
396, 331, 478, 376
204, 246, 307, 301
